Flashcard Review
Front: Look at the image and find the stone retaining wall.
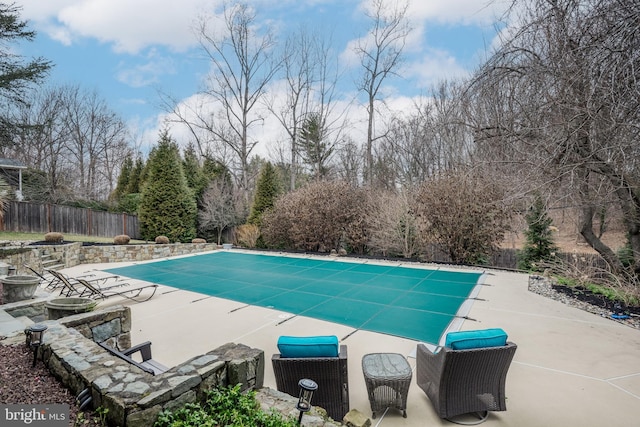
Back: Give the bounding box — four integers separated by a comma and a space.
36, 307, 264, 427
0, 242, 219, 275
79, 243, 219, 265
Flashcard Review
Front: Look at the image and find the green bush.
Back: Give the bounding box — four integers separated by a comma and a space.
154, 385, 297, 427
517, 194, 558, 271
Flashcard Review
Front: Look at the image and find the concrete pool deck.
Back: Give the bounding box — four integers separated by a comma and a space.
60, 252, 640, 427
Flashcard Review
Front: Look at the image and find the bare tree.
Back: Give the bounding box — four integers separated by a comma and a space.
266, 27, 314, 190
470, 0, 640, 275
62, 85, 129, 200
380, 81, 474, 187
199, 176, 237, 245
267, 26, 348, 189
354, 0, 410, 186
3, 84, 129, 202
336, 136, 363, 186
194, 3, 280, 212
4, 86, 71, 202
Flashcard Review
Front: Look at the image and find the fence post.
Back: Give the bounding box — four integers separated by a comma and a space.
47, 203, 52, 232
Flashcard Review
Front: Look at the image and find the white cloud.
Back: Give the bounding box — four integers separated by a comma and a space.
116, 50, 177, 88
405, 48, 469, 88
407, 0, 510, 26
19, 0, 220, 54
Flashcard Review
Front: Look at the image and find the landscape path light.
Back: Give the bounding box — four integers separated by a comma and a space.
28, 324, 48, 367
296, 378, 318, 425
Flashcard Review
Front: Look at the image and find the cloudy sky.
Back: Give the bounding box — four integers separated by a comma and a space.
16, 0, 509, 156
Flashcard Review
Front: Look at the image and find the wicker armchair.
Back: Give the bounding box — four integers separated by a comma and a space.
272, 345, 349, 421
416, 341, 517, 423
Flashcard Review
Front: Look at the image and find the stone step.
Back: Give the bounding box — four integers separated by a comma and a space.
15, 316, 34, 327
41, 252, 63, 266
0, 310, 27, 337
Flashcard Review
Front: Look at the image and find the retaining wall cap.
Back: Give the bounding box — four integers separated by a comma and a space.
137, 388, 173, 408
124, 382, 150, 395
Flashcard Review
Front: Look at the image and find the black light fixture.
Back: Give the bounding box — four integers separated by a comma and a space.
28, 324, 48, 367
296, 378, 317, 425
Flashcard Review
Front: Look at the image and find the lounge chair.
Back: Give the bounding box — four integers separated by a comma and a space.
47, 270, 158, 302
24, 265, 62, 290
271, 335, 349, 422
73, 277, 158, 302
46, 270, 128, 296
416, 328, 517, 424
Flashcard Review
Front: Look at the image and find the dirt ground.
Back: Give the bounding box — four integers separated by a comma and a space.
502, 211, 628, 254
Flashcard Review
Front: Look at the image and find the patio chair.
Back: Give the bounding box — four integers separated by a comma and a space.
416, 329, 517, 424
46, 270, 128, 296
75, 278, 158, 302
48, 270, 158, 302
98, 341, 168, 375
271, 335, 350, 422
24, 265, 62, 290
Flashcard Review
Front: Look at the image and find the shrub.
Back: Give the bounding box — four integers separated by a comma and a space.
261, 180, 372, 254
44, 232, 64, 243
155, 235, 170, 244
192, 238, 206, 243
154, 385, 297, 427
413, 171, 511, 265
517, 194, 558, 271
236, 224, 260, 248
367, 190, 423, 258
113, 234, 131, 245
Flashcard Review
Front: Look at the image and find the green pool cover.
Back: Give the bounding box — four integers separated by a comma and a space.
105, 251, 484, 344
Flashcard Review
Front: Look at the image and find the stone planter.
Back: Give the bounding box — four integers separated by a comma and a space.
45, 297, 96, 320
1, 275, 40, 304
222, 243, 233, 250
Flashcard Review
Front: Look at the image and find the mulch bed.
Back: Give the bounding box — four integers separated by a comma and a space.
551, 283, 640, 317
0, 343, 101, 426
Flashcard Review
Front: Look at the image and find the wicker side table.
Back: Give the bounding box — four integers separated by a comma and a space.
362, 352, 412, 418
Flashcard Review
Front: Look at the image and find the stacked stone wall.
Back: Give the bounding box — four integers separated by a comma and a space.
78, 243, 218, 265
30, 306, 264, 427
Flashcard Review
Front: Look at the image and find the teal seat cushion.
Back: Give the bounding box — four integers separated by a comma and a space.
445, 328, 508, 350
277, 335, 339, 358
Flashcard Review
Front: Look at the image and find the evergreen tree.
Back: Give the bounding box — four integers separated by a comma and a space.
182, 143, 207, 199
299, 113, 333, 180
112, 155, 133, 202
0, 3, 52, 142
202, 157, 229, 182
126, 157, 145, 194
138, 130, 197, 242
518, 195, 558, 271
247, 162, 280, 227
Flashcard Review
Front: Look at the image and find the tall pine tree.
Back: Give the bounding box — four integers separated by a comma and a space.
247, 162, 280, 227
518, 195, 558, 271
138, 130, 197, 242
112, 155, 133, 203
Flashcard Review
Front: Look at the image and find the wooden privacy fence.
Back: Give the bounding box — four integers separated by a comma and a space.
0, 201, 140, 239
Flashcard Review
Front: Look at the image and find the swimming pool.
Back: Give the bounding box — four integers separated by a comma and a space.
105, 251, 485, 344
